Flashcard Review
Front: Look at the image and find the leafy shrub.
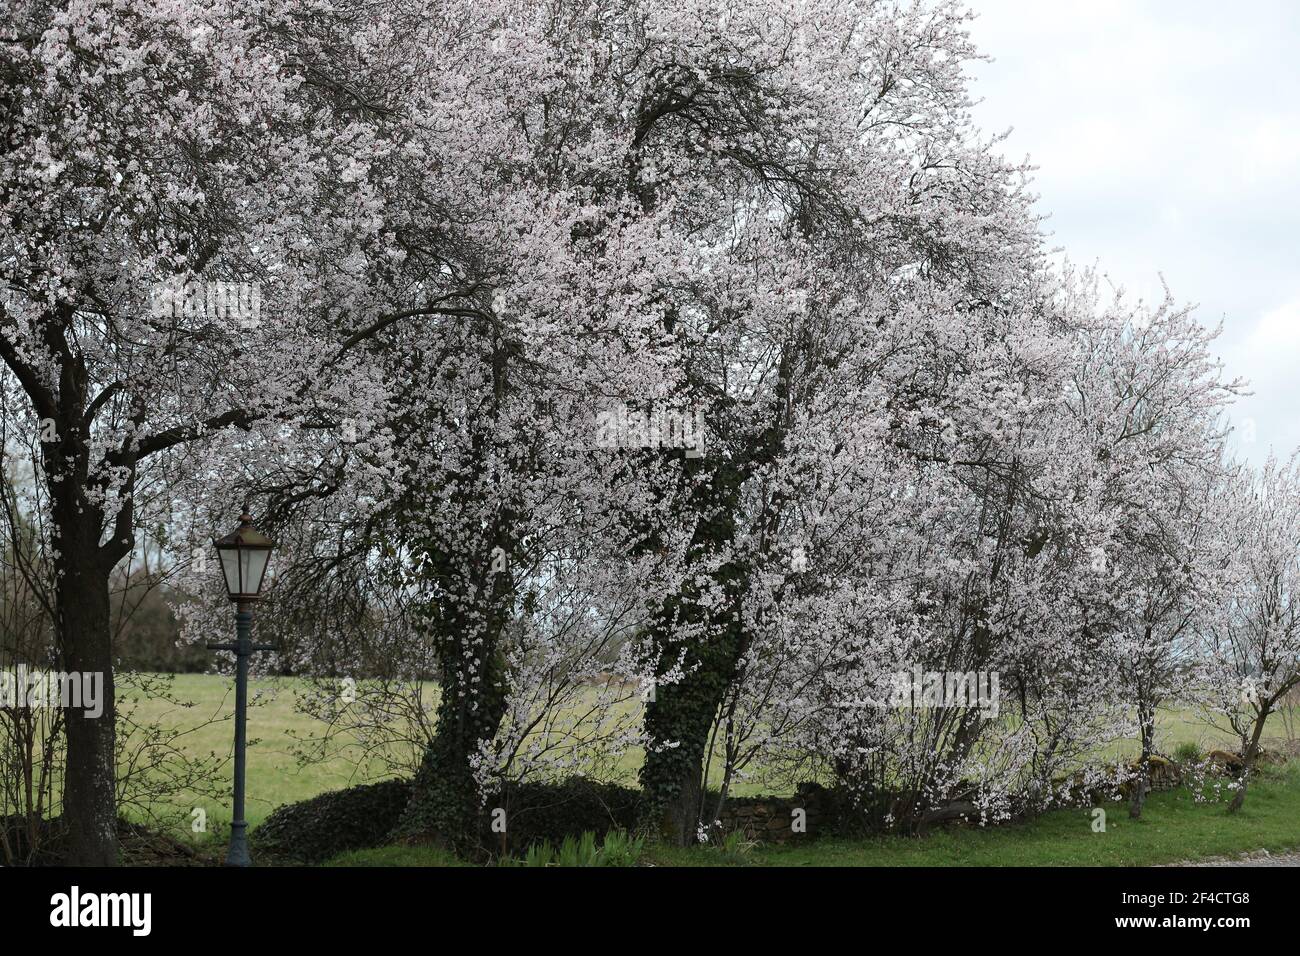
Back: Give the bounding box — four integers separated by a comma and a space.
597, 829, 645, 866
1174, 741, 1203, 765
252, 778, 413, 863
507, 829, 644, 867
556, 831, 600, 866
251, 775, 643, 862
522, 841, 556, 867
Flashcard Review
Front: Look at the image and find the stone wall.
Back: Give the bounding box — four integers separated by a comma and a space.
716, 783, 836, 844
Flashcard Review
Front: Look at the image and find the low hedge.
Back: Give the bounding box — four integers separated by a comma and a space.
251, 776, 644, 862
252, 778, 413, 864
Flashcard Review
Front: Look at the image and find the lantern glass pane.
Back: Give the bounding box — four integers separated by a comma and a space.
219, 548, 242, 598
242, 548, 271, 597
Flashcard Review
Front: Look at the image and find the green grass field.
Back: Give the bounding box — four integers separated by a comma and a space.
121, 673, 387, 830
117, 672, 1300, 865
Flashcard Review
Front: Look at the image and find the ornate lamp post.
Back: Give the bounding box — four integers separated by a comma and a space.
206, 507, 275, 867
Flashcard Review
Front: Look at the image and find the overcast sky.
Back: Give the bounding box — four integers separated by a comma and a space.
967, 0, 1299, 464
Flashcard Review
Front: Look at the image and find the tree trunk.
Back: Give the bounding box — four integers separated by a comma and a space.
641, 678, 712, 845
56, 549, 117, 866
1228, 709, 1269, 814
1127, 771, 1148, 820
1128, 707, 1154, 821
394, 329, 521, 855
639, 452, 749, 847
396, 540, 513, 854
399, 651, 508, 855
640, 579, 745, 846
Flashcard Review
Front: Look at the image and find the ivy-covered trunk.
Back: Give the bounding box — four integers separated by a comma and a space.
396, 534, 515, 853
640, 594, 745, 844
639, 457, 748, 846
397, 330, 519, 854
399, 612, 509, 853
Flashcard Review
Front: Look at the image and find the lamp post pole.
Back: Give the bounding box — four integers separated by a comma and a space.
208, 508, 276, 868
208, 604, 275, 867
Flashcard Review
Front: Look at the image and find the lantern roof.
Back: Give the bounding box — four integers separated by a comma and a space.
214, 510, 275, 550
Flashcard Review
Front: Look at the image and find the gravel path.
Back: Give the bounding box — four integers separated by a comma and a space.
1170, 849, 1300, 867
